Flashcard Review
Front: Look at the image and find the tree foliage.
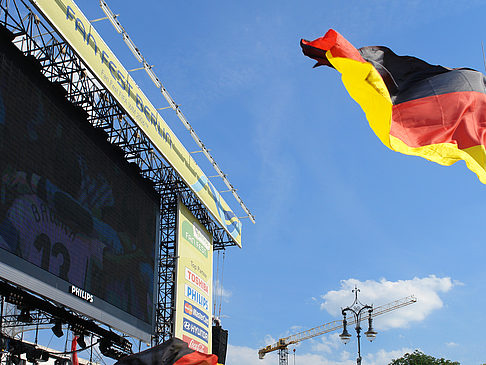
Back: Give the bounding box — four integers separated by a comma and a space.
389, 350, 460, 365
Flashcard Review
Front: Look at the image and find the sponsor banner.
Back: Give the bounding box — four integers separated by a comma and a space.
30, 0, 242, 247
70, 285, 94, 303
183, 335, 208, 354
185, 284, 208, 311
174, 202, 213, 353
181, 219, 211, 258
183, 318, 208, 343
184, 300, 209, 327
185, 267, 209, 295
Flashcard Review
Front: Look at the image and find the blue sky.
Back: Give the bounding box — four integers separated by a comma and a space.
24, 1, 486, 364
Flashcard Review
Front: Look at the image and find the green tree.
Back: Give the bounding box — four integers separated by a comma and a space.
389, 350, 460, 365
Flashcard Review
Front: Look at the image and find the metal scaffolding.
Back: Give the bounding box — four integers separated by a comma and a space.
0, 0, 238, 352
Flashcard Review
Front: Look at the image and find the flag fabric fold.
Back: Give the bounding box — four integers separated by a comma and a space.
301, 29, 486, 184
114, 338, 218, 365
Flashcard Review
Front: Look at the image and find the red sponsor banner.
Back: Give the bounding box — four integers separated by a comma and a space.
183, 334, 208, 354
185, 267, 209, 294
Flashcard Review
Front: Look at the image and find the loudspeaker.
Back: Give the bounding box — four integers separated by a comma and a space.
212, 325, 228, 364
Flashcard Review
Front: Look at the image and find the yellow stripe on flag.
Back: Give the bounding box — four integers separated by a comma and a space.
326, 51, 393, 149
389, 136, 486, 184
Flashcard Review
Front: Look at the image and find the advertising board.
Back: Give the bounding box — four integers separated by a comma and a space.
29, 0, 242, 247
0, 37, 158, 342
174, 201, 213, 354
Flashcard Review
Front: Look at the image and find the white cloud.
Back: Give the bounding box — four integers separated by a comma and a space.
310, 333, 341, 354
365, 348, 415, 364
226, 344, 275, 365
213, 279, 232, 304
287, 325, 305, 336
263, 334, 276, 347
226, 344, 414, 365
225, 277, 457, 365
320, 276, 458, 330
446, 342, 459, 347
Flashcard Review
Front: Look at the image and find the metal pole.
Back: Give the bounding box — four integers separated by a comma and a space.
356, 324, 361, 365
0, 297, 4, 365
90, 334, 93, 365
0, 295, 4, 333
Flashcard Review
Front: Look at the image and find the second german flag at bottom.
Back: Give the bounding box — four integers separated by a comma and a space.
115, 338, 218, 365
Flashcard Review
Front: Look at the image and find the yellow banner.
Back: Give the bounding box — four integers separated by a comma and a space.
30, 0, 242, 247
174, 202, 213, 354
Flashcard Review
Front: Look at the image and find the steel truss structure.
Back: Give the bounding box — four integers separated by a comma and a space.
0, 281, 130, 360
0, 0, 237, 351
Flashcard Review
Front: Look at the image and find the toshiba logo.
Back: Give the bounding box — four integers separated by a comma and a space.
69, 285, 94, 303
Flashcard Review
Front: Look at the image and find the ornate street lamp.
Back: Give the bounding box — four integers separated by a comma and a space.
339, 287, 377, 364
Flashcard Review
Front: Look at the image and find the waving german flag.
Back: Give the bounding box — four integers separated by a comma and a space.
115, 338, 218, 365
301, 29, 486, 184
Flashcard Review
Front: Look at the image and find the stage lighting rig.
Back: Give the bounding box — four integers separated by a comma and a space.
99, 338, 126, 360
6, 292, 23, 306
99, 0, 122, 33
76, 334, 87, 349
51, 319, 64, 338
54, 359, 71, 365
122, 33, 143, 63
1, 334, 35, 357
98, 0, 255, 223
17, 308, 32, 323
53, 359, 71, 365
6, 355, 24, 365
26, 348, 49, 363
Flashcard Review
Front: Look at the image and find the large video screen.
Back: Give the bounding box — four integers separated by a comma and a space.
0, 35, 159, 339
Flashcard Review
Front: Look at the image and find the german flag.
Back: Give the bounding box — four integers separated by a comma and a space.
115, 338, 218, 365
301, 29, 486, 184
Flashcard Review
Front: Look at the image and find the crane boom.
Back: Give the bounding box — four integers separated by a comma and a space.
258, 295, 417, 359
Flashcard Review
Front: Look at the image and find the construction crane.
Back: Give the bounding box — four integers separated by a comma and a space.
258, 295, 417, 365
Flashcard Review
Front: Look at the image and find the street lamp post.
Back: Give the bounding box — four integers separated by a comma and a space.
339, 287, 377, 365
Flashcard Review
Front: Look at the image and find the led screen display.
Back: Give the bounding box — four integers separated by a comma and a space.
0, 36, 159, 338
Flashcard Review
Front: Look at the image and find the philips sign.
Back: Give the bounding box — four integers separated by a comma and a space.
185, 284, 209, 311
69, 285, 93, 303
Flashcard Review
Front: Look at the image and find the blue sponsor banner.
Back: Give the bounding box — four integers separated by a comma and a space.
185, 284, 209, 310
184, 300, 209, 327
183, 318, 208, 342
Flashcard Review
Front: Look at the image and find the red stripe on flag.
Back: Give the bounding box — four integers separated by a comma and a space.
301, 29, 365, 62
173, 351, 218, 365
391, 91, 486, 149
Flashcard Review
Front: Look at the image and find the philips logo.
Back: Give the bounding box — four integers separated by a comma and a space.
70, 285, 94, 303
185, 284, 208, 310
